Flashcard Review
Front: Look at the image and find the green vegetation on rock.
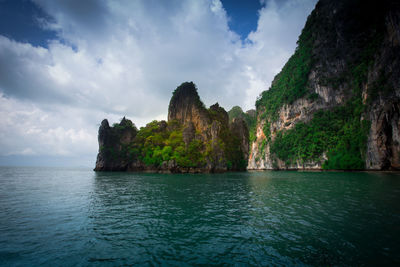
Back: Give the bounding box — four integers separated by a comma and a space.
253, 0, 389, 170
128, 120, 206, 168
96, 82, 249, 172
270, 102, 370, 169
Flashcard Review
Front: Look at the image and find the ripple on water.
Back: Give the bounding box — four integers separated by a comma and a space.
0, 168, 399, 266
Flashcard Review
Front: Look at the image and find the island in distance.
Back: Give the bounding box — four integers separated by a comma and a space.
94, 82, 253, 173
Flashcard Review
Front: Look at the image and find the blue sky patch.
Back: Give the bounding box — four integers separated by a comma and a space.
0, 0, 57, 47
221, 0, 262, 39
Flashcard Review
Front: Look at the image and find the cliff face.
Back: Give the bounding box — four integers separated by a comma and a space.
94, 117, 138, 171
230, 118, 250, 163
94, 82, 249, 172
250, 0, 400, 170
168, 82, 210, 135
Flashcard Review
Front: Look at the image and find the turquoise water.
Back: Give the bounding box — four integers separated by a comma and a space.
0, 167, 399, 266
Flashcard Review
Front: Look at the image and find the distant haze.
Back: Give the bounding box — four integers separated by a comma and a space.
0, 0, 317, 167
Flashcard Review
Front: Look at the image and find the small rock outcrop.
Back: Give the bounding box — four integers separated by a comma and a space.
94, 117, 138, 171
94, 82, 249, 172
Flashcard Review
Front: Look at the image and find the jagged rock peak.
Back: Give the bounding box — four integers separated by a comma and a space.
209, 102, 221, 110
168, 82, 204, 118
209, 102, 229, 126
119, 116, 133, 127
100, 119, 110, 129
167, 82, 210, 132
209, 103, 227, 116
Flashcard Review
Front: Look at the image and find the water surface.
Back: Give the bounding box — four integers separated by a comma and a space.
0, 167, 399, 266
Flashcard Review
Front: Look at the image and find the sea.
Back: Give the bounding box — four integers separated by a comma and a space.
0, 167, 399, 266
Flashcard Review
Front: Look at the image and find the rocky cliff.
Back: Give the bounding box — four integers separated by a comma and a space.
249, 0, 400, 170
94, 82, 249, 172
94, 117, 138, 171
168, 82, 210, 135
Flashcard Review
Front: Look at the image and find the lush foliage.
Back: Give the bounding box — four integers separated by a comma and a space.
268, 39, 376, 170
270, 101, 369, 169
126, 120, 206, 168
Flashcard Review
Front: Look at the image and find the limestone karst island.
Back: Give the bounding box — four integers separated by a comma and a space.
95, 0, 400, 172
95, 82, 251, 172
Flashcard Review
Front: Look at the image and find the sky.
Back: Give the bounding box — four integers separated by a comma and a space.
0, 0, 317, 167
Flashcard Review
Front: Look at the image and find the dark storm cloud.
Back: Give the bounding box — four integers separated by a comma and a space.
33, 0, 110, 42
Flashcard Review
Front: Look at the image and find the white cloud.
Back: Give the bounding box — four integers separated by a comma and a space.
239, 0, 317, 108
0, 0, 316, 166
0, 93, 98, 157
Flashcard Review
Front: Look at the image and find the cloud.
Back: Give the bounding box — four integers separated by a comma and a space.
0, 0, 316, 166
0, 93, 97, 158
